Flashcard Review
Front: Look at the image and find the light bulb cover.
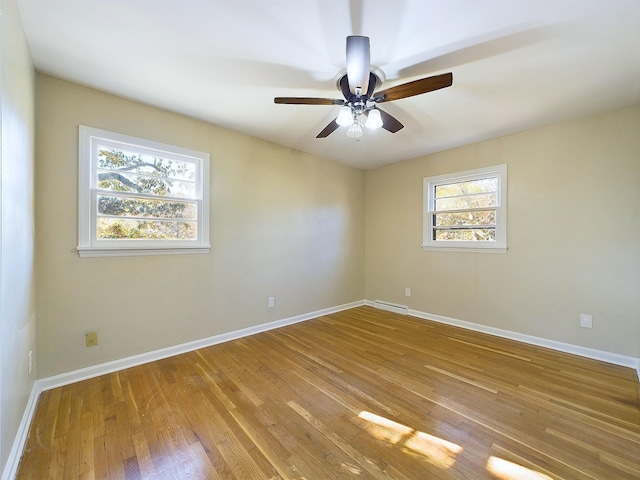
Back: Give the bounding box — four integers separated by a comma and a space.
346, 121, 363, 139
336, 106, 353, 126
365, 108, 383, 129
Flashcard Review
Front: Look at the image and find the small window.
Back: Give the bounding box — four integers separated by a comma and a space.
78, 126, 210, 257
423, 164, 507, 252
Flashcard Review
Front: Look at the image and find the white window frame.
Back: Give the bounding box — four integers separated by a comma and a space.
423, 164, 507, 253
78, 126, 211, 257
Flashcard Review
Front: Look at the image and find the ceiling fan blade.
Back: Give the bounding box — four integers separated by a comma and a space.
375, 72, 453, 103
274, 97, 344, 105
346, 36, 370, 95
377, 107, 404, 133
316, 120, 340, 138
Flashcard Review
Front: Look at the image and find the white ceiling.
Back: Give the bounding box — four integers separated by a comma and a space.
16, 0, 640, 169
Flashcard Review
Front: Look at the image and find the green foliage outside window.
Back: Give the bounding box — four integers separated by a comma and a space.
433, 178, 497, 242
96, 148, 197, 240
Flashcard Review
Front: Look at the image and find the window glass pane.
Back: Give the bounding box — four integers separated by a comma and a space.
97, 218, 197, 240
434, 228, 496, 242
97, 170, 196, 198
98, 195, 197, 220
98, 146, 196, 178
434, 210, 496, 227
435, 193, 496, 211
435, 178, 497, 198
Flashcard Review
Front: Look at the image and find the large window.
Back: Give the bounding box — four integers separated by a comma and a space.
423, 164, 507, 252
78, 126, 210, 257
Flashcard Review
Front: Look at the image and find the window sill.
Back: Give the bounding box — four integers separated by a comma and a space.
77, 245, 211, 258
422, 245, 507, 254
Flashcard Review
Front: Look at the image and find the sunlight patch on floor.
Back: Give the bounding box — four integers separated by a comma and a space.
341, 462, 363, 475
486, 456, 553, 480
358, 411, 462, 469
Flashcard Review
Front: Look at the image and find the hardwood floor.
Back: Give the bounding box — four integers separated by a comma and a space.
17, 306, 640, 479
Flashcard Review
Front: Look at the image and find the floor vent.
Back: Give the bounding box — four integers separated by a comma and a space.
373, 300, 408, 315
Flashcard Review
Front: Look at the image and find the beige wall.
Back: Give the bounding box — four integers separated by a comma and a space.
35, 74, 365, 378
31, 73, 640, 379
365, 105, 640, 358
0, 0, 37, 474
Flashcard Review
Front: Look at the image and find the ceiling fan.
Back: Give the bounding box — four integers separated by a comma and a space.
274, 36, 453, 141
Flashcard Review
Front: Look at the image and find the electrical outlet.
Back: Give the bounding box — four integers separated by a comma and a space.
86, 332, 98, 347
268, 296, 275, 308
405, 288, 411, 297
579, 314, 593, 329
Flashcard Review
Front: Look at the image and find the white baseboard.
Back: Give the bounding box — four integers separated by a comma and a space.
3, 299, 364, 480
1, 382, 40, 480
405, 307, 640, 376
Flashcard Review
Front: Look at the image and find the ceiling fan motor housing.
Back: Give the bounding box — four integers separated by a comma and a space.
335, 67, 385, 102
338, 71, 384, 114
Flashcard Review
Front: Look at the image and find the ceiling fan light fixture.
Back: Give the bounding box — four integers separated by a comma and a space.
365, 108, 383, 129
346, 121, 363, 140
336, 105, 354, 126
274, 36, 452, 141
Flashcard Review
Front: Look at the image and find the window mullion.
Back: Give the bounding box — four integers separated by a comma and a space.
96, 189, 195, 203
433, 207, 497, 215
